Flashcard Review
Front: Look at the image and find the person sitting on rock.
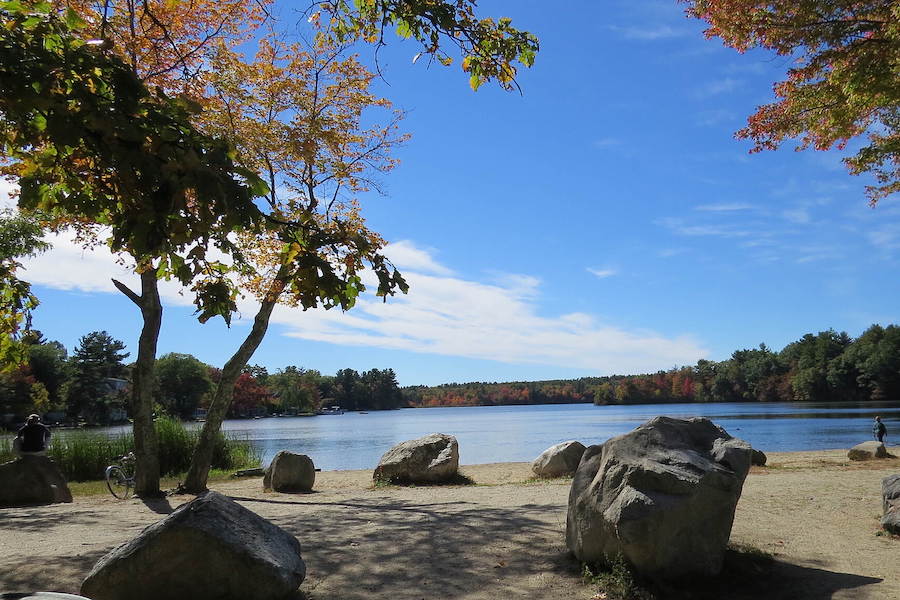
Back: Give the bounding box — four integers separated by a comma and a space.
873, 416, 887, 443
15, 414, 52, 456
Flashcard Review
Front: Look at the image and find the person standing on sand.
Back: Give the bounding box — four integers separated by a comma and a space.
873, 416, 887, 443
14, 414, 51, 456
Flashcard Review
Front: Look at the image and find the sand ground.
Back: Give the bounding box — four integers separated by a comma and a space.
1, 450, 899, 599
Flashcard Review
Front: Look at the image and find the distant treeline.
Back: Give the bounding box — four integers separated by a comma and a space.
5, 324, 898, 424
402, 324, 900, 407
1, 329, 404, 424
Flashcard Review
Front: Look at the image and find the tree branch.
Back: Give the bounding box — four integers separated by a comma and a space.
112, 278, 142, 307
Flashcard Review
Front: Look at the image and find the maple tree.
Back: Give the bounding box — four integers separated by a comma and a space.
2, 0, 535, 494
315, 0, 539, 91
0, 211, 47, 372
181, 35, 407, 492
681, 1, 899, 202
0, 3, 269, 495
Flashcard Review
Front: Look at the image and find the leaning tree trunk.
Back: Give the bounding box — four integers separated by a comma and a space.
113, 269, 162, 497
182, 277, 285, 493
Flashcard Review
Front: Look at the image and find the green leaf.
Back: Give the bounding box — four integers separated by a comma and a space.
63, 8, 86, 30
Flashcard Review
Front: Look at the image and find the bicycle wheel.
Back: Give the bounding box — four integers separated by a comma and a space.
105, 465, 132, 499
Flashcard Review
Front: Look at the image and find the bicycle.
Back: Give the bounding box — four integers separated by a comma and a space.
105, 452, 136, 499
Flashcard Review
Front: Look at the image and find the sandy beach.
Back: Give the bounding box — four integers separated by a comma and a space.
1, 450, 899, 599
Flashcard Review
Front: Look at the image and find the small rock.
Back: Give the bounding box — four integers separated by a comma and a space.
374, 433, 458, 483
263, 451, 315, 493
848, 441, 887, 461
531, 440, 586, 478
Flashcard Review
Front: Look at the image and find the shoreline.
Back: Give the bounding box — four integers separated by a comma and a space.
2, 449, 899, 599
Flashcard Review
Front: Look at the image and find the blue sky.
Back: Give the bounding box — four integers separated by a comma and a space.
7, 0, 900, 386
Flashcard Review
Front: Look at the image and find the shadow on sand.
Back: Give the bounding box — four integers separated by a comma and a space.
0, 496, 886, 600
642, 547, 883, 600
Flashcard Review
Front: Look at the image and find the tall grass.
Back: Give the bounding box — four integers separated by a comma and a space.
1, 417, 260, 481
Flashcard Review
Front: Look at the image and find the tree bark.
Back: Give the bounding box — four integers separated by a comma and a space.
182, 276, 286, 493
116, 269, 162, 497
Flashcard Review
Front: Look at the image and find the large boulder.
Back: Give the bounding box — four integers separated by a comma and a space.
881, 474, 900, 534
0, 455, 72, 507
373, 433, 459, 483
566, 416, 752, 580
750, 448, 767, 466
532, 440, 586, 478
81, 491, 305, 600
848, 441, 887, 461
263, 451, 315, 493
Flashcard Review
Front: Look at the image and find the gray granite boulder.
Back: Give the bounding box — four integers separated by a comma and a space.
532, 440, 586, 478
263, 451, 315, 493
881, 474, 900, 534
0, 455, 72, 507
566, 416, 752, 580
81, 491, 305, 600
750, 448, 767, 466
848, 441, 887, 461
373, 433, 458, 483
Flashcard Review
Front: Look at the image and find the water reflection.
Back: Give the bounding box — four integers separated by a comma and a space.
44, 401, 900, 470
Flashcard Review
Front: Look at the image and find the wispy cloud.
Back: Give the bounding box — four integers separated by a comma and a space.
782, 208, 811, 224
656, 217, 755, 238
19, 235, 709, 374
606, 24, 686, 41
385, 240, 453, 276
593, 137, 621, 149
869, 224, 900, 251
693, 77, 742, 98
695, 109, 737, 127
695, 203, 754, 212
587, 267, 617, 279
658, 248, 687, 258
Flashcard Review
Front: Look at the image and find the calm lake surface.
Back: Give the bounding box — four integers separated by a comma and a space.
58, 401, 900, 470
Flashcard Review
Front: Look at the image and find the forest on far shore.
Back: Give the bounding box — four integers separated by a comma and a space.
401, 324, 900, 408
3, 324, 898, 425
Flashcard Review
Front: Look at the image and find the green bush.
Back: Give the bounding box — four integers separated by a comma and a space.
0, 435, 13, 463
5, 417, 260, 481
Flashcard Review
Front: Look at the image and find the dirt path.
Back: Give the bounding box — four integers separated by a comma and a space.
1, 453, 899, 599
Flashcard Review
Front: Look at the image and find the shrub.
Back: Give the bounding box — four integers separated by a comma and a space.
4, 417, 261, 481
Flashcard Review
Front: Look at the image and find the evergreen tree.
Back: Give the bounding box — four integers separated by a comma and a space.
67, 331, 129, 421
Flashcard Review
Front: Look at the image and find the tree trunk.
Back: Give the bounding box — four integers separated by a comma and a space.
182, 278, 285, 493
115, 269, 162, 497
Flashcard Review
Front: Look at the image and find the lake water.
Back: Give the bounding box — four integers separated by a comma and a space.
48, 401, 899, 470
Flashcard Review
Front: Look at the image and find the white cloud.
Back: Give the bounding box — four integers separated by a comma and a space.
656, 217, 755, 238
869, 224, 900, 251
658, 248, 686, 258
593, 137, 620, 149
269, 267, 707, 372
1, 179, 16, 210
693, 77, 742, 98
385, 240, 453, 276
19, 235, 709, 374
607, 24, 686, 40
782, 208, 811, 224
695, 109, 737, 127
587, 267, 617, 279
695, 203, 754, 212
22, 230, 197, 308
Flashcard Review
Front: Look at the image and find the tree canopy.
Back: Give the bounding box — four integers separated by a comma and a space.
0, 211, 48, 371
682, 0, 900, 203
316, 0, 539, 91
